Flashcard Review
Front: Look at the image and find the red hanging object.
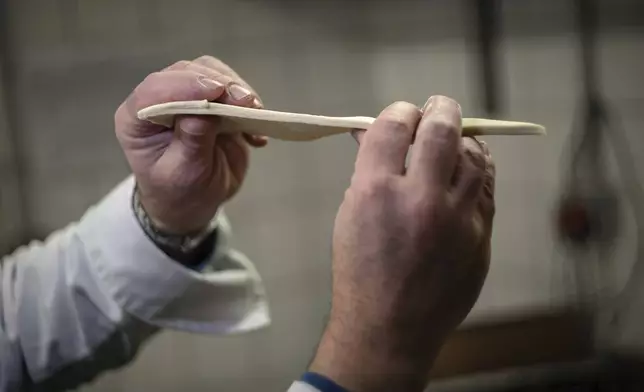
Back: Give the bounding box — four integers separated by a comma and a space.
557, 197, 593, 245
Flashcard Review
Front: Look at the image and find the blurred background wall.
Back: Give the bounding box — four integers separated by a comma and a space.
0, 0, 643, 390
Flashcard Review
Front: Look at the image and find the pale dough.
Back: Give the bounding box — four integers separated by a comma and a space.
137, 100, 546, 142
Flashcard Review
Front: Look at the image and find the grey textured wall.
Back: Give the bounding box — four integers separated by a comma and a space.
1, 0, 644, 390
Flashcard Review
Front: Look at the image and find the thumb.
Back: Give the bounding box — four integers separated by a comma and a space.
174, 115, 219, 157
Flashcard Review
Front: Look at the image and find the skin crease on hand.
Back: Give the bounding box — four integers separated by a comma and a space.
114, 56, 268, 235
309, 96, 496, 392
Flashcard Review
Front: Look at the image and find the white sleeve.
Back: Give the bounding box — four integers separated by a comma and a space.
0, 176, 270, 391
287, 381, 323, 392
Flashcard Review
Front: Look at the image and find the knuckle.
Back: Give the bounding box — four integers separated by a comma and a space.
195, 55, 223, 66
175, 60, 192, 69
470, 168, 487, 187
141, 71, 163, 87
411, 202, 452, 237
381, 117, 411, 134
422, 119, 460, 148
482, 158, 496, 197
483, 166, 495, 183
431, 118, 460, 138
353, 175, 397, 199
162, 60, 191, 71
380, 101, 421, 125
195, 55, 215, 62
133, 72, 162, 99
195, 55, 229, 72
217, 74, 235, 85
130, 70, 180, 110
366, 175, 396, 192
409, 189, 447, 217
465, 149, 487, 171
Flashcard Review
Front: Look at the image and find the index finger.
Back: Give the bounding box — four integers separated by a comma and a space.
354, 101, 421, 177
408, 95, 462, 187
192, 56, 262, 104
116, 69, 227, 136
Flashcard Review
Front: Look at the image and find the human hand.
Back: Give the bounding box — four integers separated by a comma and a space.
115, 56, 267, 235
310, 96, 496, 391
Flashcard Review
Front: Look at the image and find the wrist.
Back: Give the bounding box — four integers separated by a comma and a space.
309, 319, 441, 392
136, 185, 219, 235
132, 185, 219, 267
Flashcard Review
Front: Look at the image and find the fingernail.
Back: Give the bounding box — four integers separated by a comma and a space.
228, 84, 252, 100
252, 97, 264, 108
255, 135, 269, 146
197, 75, 224, 90
247, 134, 269, 147
422, 96, 435, 112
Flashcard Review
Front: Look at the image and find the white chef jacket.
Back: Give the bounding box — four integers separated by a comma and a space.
0, 176, 327, 392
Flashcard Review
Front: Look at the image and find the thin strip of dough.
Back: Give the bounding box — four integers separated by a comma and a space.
137, 100, 546, 142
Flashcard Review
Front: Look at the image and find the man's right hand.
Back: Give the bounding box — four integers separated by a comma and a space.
309, 96, 496, 391
115, 56, 266, 236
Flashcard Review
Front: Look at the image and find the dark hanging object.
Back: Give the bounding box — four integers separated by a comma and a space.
471, 0, 503, 116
